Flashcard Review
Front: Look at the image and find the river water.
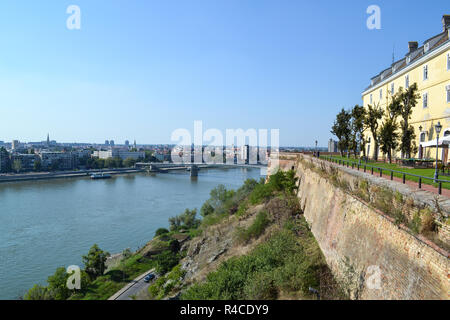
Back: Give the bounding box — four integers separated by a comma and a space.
0, 168, 262, 299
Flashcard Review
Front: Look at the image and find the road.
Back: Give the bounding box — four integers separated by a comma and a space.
113, 271, 157, 300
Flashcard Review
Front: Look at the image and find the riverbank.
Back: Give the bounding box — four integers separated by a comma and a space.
1, 167, 262, 299
0, 168, 143, 183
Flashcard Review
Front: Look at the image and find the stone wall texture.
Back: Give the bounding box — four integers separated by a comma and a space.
270, 153, 449, 300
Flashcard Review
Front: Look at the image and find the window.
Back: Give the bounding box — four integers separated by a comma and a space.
380, 89, 383, 99
391, 83, 395, 95
423, 65, 428, 80
420, 132, 426, 142
447, 54, 450, 71
405, 75, 409, 89
370, 94, 373, 104
447, 85, 450, 103
423, 93, 428, 108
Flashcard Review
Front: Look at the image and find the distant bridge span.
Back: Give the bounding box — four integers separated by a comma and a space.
135, 162, 267, 177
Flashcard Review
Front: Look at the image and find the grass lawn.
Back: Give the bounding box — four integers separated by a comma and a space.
320, 155, 450, 190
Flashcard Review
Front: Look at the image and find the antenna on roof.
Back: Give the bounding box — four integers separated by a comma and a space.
392, 44, 395, 64
392, 43, 395, 64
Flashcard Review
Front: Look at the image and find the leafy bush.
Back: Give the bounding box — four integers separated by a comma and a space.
235, 211, 270, 244
181, 217, 340, 300
169, 209, 200, 231
420, 209, 436, 234
248, 171, 298, 205
24, 284, 52, 300
148, 264, 186, 299
155, 228, 169, 237
409, 211, 422, 234
154, 250, 180, 274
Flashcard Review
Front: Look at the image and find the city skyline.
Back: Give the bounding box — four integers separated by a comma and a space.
0, 1, 448, 146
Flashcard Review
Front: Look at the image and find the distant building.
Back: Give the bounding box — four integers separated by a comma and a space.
328, 139, 338, 153
93, 149, 145, 160
0, 148, 10, 172
125, 140, 130, 147
12, 140, 20, 150
110, 140, 115, 147
11, 154, 38, 172
153, 153, 170, 162
105, 140, 110, 146
240, 145, 250, 164
39, 152, 76, 170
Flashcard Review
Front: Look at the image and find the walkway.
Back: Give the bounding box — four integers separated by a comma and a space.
333, 161, 450, 198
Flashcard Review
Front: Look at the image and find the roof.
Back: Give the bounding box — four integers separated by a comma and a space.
364, 29, 449, 93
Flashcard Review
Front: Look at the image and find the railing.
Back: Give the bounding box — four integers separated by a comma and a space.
319, 156, 450, 195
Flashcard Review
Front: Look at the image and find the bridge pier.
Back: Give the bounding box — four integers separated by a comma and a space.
190, 165, 198, 177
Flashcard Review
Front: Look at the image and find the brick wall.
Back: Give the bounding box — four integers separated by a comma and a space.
269, 153, 449, 300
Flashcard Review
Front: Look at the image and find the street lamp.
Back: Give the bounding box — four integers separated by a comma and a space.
315, 140, 318, 157
434, 121, 442, 182
358, 135, 362, 166
419, 125, 423, 159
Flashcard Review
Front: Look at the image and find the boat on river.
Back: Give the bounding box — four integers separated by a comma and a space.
90, 173, 112, 180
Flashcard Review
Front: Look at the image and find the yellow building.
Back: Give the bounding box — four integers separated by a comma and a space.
362, 15, 450, 163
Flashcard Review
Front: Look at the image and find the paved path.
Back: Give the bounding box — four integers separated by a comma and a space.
108, 269, 156, 300
350, 165, 450, 197
330, 160, 450, 198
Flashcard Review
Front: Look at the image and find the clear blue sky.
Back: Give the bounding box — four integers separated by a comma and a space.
0, 1, 448, 146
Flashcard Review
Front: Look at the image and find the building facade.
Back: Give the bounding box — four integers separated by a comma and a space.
362, 15, 450, 162
11, 153, 38, 172
328, 139, 338, 153
0, 148, 10, 173
39, 152, 76, 170
93, 149, 145, 160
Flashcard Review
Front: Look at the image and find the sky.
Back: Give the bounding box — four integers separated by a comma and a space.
0, 0, 448, 146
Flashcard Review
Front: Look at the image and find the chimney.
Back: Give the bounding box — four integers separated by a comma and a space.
408, 41, 418, 53
443, 15, 450, 31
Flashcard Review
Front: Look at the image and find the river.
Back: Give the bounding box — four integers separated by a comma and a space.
0, 167, 263, 299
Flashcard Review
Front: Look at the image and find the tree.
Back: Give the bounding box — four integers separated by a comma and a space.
364, 103, 384, 161
34, 159, 42, 172
154, 250, 179, 274
200, 202, 214, 217
47, 267, 72, 300
169, 208, 200, 231
50, 160, 60, 171
12, 159, 22, 173
379, 118, 399, 164
154, 228, 169, 237
331, 108, 352, 157
398, 83, 420, 158
82, 244, 109, 280
379, 94, 401, 163
24, 284, 51, 300
350, 105, 366, 158
123, 157, 137, 168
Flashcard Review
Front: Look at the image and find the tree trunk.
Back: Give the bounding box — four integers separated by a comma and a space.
373, 140, 378, 161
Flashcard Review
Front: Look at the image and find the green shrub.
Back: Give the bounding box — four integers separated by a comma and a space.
154, 250, 180, 274
181, 219, 338, 300
409, 211, 422, 234
155, 228, 169, 237
243, 271, 278, 300
235, 211, 270, 244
